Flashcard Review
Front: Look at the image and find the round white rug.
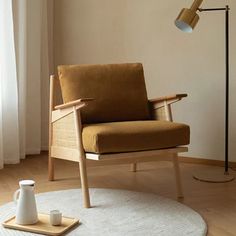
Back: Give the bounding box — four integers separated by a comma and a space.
0, 188, 207, 236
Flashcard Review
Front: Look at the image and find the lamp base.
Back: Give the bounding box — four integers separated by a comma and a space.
193, 167, 235, 183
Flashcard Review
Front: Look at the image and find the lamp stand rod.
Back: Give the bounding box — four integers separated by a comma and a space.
225, 5, 229, 174
198, 6, 229, 174
198, 6, 230, 173
193, 6, 234, 182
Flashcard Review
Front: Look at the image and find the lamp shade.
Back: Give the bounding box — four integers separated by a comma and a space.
175, 8, 199, 33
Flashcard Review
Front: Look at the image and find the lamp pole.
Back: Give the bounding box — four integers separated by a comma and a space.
199, 6, 229, 174
225, 5, 229, 174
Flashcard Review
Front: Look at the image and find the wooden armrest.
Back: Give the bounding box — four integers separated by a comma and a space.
149, 94, 187, 111
149, 94, 187, 104
54, 98, 94, 110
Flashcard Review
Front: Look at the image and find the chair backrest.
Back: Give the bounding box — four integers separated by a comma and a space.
58, 63, 151, 124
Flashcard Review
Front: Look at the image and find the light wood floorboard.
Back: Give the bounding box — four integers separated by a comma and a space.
1, 153, 236, 236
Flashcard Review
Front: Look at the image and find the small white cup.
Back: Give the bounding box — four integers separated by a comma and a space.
50, 210, 62, 226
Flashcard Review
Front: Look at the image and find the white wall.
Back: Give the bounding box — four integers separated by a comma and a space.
53, 0, 236, 161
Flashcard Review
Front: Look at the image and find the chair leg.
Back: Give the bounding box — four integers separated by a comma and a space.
48, 155, 54, 181
172, 154, 184, 198
79, 159, 91, 208
130, 163, 137, 172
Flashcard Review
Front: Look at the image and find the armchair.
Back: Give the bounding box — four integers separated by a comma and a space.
48, 63, 190, 208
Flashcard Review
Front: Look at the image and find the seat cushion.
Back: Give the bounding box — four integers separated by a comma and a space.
82, 120, 190, 154
58, 63, 150, 124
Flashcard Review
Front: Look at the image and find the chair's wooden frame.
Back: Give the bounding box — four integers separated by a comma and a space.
48, 75, 188, 208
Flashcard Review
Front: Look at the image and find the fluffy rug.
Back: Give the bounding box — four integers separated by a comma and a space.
0, 188, 207, 235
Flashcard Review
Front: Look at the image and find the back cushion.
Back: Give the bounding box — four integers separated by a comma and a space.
58, 63, 150, 123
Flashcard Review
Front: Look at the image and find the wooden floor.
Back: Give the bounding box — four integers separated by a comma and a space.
1, 153, 236, 236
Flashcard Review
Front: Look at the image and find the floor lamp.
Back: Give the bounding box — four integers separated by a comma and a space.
175, 0, 234, 182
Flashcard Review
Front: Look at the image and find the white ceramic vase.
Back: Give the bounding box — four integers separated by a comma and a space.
13, 180, 38, 225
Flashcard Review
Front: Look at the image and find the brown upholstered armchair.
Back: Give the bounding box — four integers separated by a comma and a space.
48, 63, 190, 208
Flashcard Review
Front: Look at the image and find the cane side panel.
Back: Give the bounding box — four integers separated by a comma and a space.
52, 113, 77, 149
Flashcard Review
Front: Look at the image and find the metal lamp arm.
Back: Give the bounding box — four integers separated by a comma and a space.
190, 0, 204, 12
198, 7, 228, 12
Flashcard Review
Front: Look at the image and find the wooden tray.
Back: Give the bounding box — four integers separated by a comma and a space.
2, 213, 79, 236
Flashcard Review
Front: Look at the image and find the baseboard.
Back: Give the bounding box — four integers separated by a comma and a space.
25, 149, 41, 155
41, 146, 49, 151
178, 156, 236, 168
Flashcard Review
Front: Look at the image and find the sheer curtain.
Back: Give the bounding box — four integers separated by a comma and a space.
0, 0, 20, 168
0, 0, 52, 169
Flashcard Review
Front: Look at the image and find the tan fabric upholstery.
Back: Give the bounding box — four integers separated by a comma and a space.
82, 120, 190, 154
58, 63, 150, 124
